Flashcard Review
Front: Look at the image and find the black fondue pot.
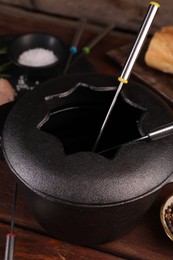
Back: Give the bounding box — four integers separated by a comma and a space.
2, 73, 173, 245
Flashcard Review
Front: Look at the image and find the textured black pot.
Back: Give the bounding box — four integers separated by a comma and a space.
2, 73, 173, 245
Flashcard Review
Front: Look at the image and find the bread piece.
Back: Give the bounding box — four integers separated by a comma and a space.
145, 30, 173, 74
161, 26, 173, 33
0, 79, 16, 105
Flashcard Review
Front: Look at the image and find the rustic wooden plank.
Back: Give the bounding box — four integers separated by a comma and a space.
0, 167, 128, 260
0, 6, 173, 259
0, 5, 129, 51
0, 222, 124, 260
1, 159, 173, 260
0, 160, 42, 231
0, 5, 135, 76
0, 3, 128, 48
96, 189, 173, 260
0, 0, 172, 33
0, 4, 103, 35
107, 42, 173, 104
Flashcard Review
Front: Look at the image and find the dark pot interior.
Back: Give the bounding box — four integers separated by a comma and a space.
41, 92, 143, 157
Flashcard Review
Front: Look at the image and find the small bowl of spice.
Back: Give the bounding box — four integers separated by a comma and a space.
7, 33, 67, 77
160, 194, 173, 241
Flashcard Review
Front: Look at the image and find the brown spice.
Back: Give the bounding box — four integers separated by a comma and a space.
165, 203, 173, 234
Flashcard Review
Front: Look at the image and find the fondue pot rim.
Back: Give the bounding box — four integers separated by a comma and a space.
4, 153, 171, 208
2, 73, 173, 205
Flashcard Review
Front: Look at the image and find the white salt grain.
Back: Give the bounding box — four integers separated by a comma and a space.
18, 48, 58, 67
16, 75, 39, 92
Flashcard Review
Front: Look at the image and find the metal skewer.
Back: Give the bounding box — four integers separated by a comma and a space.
92, 1, 160, 152
68, 23, 115, 70
81, 23, 115, 53
99, 122, 173, 155
63, 17, 87, 75
4, 183, 17, 260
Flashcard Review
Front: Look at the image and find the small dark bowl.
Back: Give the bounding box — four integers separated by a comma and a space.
7, 33, 67, 77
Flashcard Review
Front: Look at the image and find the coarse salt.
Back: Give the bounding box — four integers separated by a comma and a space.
18, 48, 58, 67
16, 75, 39, 92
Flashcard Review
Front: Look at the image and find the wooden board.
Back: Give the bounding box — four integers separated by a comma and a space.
0, 0, 172, 33
107, 42, 173, 105
0, 5, 173, 259
1, 160, 173, 259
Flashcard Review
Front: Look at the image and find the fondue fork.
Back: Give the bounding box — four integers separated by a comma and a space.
4, 183, 17, 260
99, 122, 173, 155
67, 23, 115, 70
92, 2, 160, 152
63, 17, 87, 75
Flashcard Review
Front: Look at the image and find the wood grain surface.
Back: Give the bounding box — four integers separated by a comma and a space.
0, 0, 172, 33
107, 43, 173, 105
1, 160, 173, 259
0, 4, 173, 260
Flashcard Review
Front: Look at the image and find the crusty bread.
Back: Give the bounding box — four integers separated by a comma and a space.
145, 28, 173, 74
161, 26, 173, 33
0, 79, 16, 106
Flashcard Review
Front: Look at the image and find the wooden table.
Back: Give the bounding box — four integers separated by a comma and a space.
0, 5, 173, 260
